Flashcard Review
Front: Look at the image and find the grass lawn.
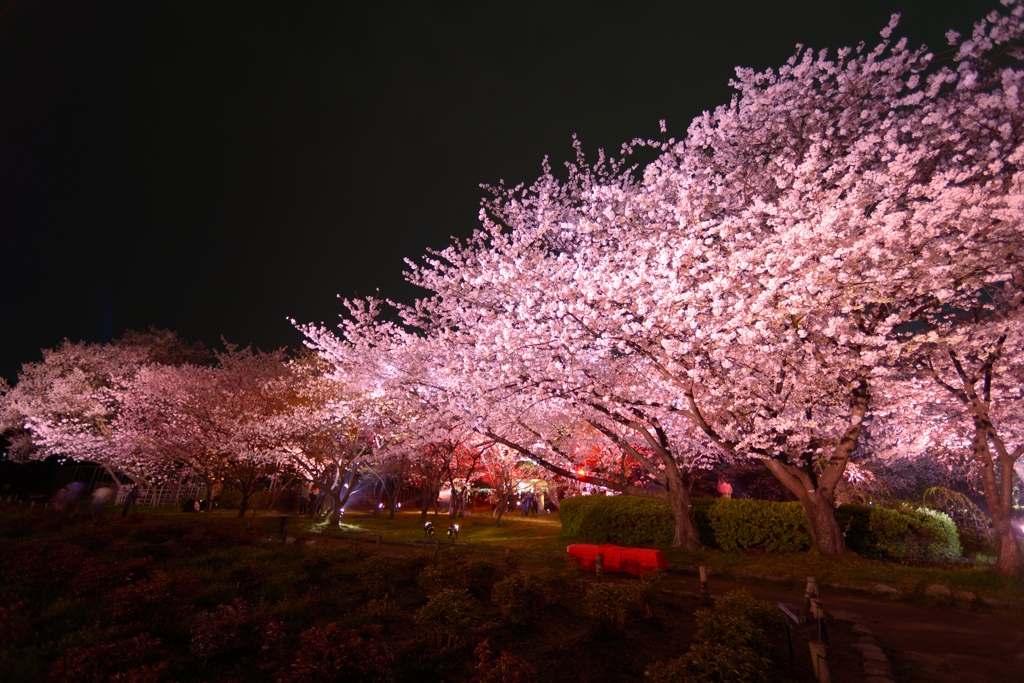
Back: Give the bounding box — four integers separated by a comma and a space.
297, 507, 1024, 605
306, 508, 567, 555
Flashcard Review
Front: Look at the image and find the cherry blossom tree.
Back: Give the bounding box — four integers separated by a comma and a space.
2, 330, 208, 488
299, 3, 1024, 566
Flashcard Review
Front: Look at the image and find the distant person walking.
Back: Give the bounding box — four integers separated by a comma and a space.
122, 486, 140, 517
91, 486, 114, 514
65, 482, 87, 510
716, 479, 733, 499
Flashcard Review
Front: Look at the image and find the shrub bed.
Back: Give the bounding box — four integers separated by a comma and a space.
561, 495, 961, 560
836, 504, 961, 561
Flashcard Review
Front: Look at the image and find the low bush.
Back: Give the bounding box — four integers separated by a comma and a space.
356, 556, 393, 598
491, 573, 544, 626
836, 504, 961, 561
582, 583, 635, 630
217, 489, 243, 510
417, 560, 463, 594
276, 623, 393, 683
462, 559, 506, 593
414, 589, 476, 650
576, 573, 662, 626
560, 495, 675, 545
106, 571, 200, 635
300, 551, 333, 582
359, 595, 400, 624
534, 566, 583, 604
645, 589, 774, 683
48, 633, 164, 683
0, 602, 26, 650
189, 600, 283, 660
473, 638, 535, 683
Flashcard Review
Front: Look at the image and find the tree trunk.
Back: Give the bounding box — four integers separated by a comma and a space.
204, 478, 214, 513
971, 430, 1024, 577
237, 490, 250, 518
763, 459, 847, 555
492, 495, 507, 521
419, 476, 441, 523
666, 471, 701, 550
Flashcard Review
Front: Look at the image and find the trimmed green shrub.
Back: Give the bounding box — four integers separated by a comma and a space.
691, 498, 717, 548
356, 556, 393, 598
491, 573, 544, 626
645, 590, 774, 683
417, 560, 463, 594
581, 575, 659, 629
276, 623, 393, 683
414, 589, 476, 650
473, 638, 536, 683
836, 504, 961, 561
561, 495, 810, 550
561, 495, 961, 562
534, 566, 584, 604
462, 559, 506, 594
706, 499, 811, 552
359, 596, 400, 624
560, 495, 675, 545
582, 583, 634, 630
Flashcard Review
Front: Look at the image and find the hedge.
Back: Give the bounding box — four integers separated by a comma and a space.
705, 499, 811, 552
835, 504, 961, 562
559, 495, 675, 546
560, 495, 961, 561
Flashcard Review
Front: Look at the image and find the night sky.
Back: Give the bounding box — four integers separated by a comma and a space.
0, 0, 999, 380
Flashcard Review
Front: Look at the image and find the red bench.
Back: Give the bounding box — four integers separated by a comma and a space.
567, 544, 667, 575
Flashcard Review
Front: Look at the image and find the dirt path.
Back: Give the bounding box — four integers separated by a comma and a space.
663, 573, 1024, 683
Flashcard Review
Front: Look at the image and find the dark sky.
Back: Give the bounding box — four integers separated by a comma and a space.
0, 0, 999, 380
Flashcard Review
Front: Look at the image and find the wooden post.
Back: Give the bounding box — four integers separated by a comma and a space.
801, 576, 818, 624
595, 553, 604, 582
809, 642, 830, 682
699, 566, 710, 604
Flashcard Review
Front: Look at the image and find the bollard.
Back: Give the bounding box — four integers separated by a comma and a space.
595, 553, 604, 583
801, 576, 819, 624
699, 566, 710, 604
809, 641, 830, 682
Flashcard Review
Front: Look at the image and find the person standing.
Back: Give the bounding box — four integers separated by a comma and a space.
122, 486, 140, 517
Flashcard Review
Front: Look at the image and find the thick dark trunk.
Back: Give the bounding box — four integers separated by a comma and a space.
763, 460, 846, 555
666, 474, 701, 550
798, 492, 847, 555
237, 490, 251, 518
419, 477, 441, 523
204, 479, 214, 513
